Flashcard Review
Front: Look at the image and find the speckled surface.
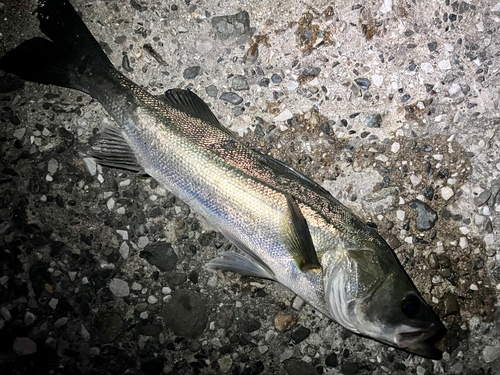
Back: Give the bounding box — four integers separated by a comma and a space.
1, 0, 500, 374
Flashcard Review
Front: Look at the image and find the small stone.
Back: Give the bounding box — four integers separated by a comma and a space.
183, 66, 201, 79
232, 75, 249, 90
274, 314, 298, 331
483, 346, 500, 363
140, 242, 178, 272
218, 355, 233, 373
83, 157, 97, 176
408, 200, 438, 231
475, 190, 491, 206
421, 62, 434, 73
220, 92, 243, 105
441, 187, 455, 201
137, 236, 149, 249
410, 174, 421, 186
119, 242, 130, 259
206, 85, 218, 98
302, 66, 321, 76
271, 73, 282, 83
372, 74, 384, 86
427, 41, 438, 52
24, 311, 36, 325
354, 77, 371, 90
292, 296, 305, 310
109, 278, 130, 297
54, 317, 68, 328
291, 326, 310, 344
13, 127, 26, 139
287, 80, 299, 91
147, 295, 158, 304
48, 298, 58, 309
81, 324, 90, 341
162, 290, 207, 338
417, 366, 426, 375
438, 60, 451, 70
275, 109, 293, 122
325, 352, 338, 367
195, 37, 213, 54
365, 114, 382, 128
116, 229, 128, 240
13, 337, 37, 356
396, 210, 405, 221
391, 142, 400, 153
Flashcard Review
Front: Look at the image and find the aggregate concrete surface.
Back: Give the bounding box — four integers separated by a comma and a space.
0, 0, 500, 374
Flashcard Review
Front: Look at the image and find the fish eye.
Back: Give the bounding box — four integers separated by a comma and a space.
401, 295, 421, 317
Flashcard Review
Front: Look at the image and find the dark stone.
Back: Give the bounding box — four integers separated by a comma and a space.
341, 362, 359, 375
428, 41, 438, 52
188, 270, 199, 283
162, 290, 208, 338
241, 318, 261, 333
291, 326, 310, 344
271, 74, 282, 83
283, 359, 316, 375
424, 186, 435, 200
183, 66, 201, 79
141, 357, 164, 375
206, 84, 218, 98
140, 242, 178, 272
354, 78, 371, 90
93, 310, 124, 343
166, 272, 187, 285
365, 114, 382, 128
443, 293, 459, 316
137, 323, 162, 336
302, 66, 321, 76
211, 11, 254, 40
408, 200, 438, 231
325, 352, 338, 367
258, 78, 270, 87
401, 94, 411, 102
220, 92, 243, 105
251, 360, 265, 374
130, 0, 148, 12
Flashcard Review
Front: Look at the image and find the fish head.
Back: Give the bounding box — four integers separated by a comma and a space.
322, 238, 444, 359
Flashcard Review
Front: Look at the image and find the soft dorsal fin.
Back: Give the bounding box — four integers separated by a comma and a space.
159, 88, 234, 137
282, 194, 321, 272
90, 124, 144, 173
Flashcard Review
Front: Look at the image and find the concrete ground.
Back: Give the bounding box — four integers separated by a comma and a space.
0, 0, 499, 374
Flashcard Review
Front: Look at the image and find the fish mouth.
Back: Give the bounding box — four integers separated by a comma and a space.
396, 322, 446, 360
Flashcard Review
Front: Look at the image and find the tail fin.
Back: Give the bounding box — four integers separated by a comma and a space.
0, 0, 114, 93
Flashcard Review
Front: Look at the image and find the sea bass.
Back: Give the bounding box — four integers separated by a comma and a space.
0, 0, 444, 358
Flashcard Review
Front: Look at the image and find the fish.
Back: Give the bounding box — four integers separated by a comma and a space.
0, 0, 445, 359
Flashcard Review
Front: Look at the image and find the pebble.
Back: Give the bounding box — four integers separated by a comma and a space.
354, 77, 371, 90
302, 66, 321, 76
325, 352, 338, 367
271, 73, 282, 83
131, 282, 142, 290
83, 157, 97, 176
140, 242, 178, 272
119, 241, 130, 259
408, 200, 438, 231
292, 296, 305, 310
54, 317, 68, 328
475, 190, 491, 206
147, 295, 158, 304
183, 66, 201, 79
438, 60, 451, 70
24, 311, 36, 325
49, 298, 58, 309
220, 92, 243, 105
48, 159, 58, 174
275, 109, 293, 122
441, 187, 455, 200
287, 80, 299, 91
483, 346, 500, 363
195, 37, 212, 54
443, 293, 459, 316
13, 337, 37, 356
291, 326, 310, 344
116, 229, 128, 240
218, 355, 232, 373
163, 290, 207, 338
206, 85, 218, 98
232, 75, 249, 90
417, 365, 427, 375
13, 127, 26, 139
365, 114, 382, 128
396, 210, 405, 221
94, 311, 124, 343
372, 74, 384, 86
137, 236, 149, 248
421, 62, 434, 73
410, 174, 421, 186
81, 324, 90, 341
274, 314, 298, 331
280, 348, 295, 362
109, 278, 130, 297
391, 142, 400, 153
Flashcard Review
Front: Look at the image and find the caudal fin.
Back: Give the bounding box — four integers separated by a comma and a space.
0, 0, 114, 93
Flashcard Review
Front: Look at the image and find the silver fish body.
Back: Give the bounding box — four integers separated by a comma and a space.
0, 0, 444, 359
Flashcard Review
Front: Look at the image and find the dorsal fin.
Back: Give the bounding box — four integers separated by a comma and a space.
281, 194, 322, 272
159, 88, 235, 137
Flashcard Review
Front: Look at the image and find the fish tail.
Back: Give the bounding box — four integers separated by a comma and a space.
0, 0, 114, 94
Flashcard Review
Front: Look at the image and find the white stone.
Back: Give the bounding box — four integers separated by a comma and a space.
119, 242, 130, 259
397, 210, 405, 221
421, 62, 434, 73
131, 282, 142, 290
416, 366, 426, 375
147, 295, 158, 304
492, 3, 500, 11
476, 21, 484, 32
116, 230, 128, 240
97, 174, 104, 183
448, 83, 461, 95
13, 127, 26, 139
469, 284, 478, 291
391, 142, 400, 153
68, 271, 77, 281
109, 278, 130, 297
475, 215, 486, 225
287, 80, 299, 91
83, 157, 97, 176
433, 154, 443, 161
49, 298, 58, 309
275, 109, 293, 122
162, 286, 172, 294
119, 179, 131, 187
441, 187, 454, 200
372, 74, 384, 86
459, 237, 468, 249
379, 0, 393, 13
459, 227, 469, 235
292, 296, 305, 310
438, 60, 451, 70
484, 346, 500, 363
138, 236, 149, 248
139, 311, 149, 319
116, 207, 126, 215
107, 198, 115, 211
410, 174, 421, 186
47, 158, 59, 174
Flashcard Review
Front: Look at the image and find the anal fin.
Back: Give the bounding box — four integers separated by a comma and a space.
207, 251, 276, 281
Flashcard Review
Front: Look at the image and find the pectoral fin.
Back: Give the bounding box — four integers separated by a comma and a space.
282, 194, 321, 272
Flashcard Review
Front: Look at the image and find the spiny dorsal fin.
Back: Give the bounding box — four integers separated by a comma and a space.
90, 124, 144, 173
159, 88, 234, 136
282, 194, 322, 272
